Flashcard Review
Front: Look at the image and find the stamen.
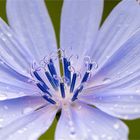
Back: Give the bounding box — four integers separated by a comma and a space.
36, 82, 51, 97
42, 95, 56, 104
81, 63, 93, 83
63, 57, 71, 85
47, 59, 57, 76
47, 59, 59, 86
70, 73, 77, 93
88, 63, 93, 70
33, 71, 44, 83
33, 71, 49, 90
45, 71, 58, 90
60, 82, 65, 98
71, 85, 83, 101
32, 53, 97, 105
81, 72, 90, 83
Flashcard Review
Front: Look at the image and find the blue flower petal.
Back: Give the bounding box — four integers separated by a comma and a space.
0, 61, 40, 100
80, 88, 140, 120
88, 30, 140, 87
60, 0, 103, 71
0, 19, 34, 76
6, 0, 59, 73
0, 99, 57, 140
88, 0, 140, 77
0, 96, 46, 128
55, 102, 128, 140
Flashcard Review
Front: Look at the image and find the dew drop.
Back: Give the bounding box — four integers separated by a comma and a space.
19, 92, 25, 95
0, 94, 7, 100
22, 107, 34, 114
4, 105, 8, 110
29, 132, 40, 140
70, 127, 76, 138
70, 130, 76, 135
101, 134, 106, 138
107, 136, 113, 140
114, 104, 118, 108
92, 135, 99, 140
99, 96, 103, 100
124, 115, 129, 119
0, 118, 4, 122
91, 121, 95, 124
78, 106, 82, 110
23, 127, 27, 131
6, 32, 12, 37
17, 129, 24, 134
102, 78, 111, 84
105, 55, 110, 59
109, 107, 114, 111
113, 123, 120, 130
0, 33, 6, 41
68, 121, 74, 127
87, 128, 91, 132
135, 89, 140, 93
134, 108, 139, 113
0, 60, 4, 65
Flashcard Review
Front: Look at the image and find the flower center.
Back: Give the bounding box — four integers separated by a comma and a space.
30, 49, 97, 107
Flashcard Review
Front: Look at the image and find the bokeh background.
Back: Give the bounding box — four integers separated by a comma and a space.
0, 0, 140, 139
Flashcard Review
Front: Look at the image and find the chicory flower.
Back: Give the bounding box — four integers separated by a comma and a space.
0, 0, 140, 140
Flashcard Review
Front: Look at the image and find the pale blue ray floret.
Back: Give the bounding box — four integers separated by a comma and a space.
0, 0, 140, 140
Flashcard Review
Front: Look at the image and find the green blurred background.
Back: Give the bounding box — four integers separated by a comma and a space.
0, 0, 140, 139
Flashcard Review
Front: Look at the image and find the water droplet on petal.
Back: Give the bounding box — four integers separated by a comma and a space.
92, 135, 99, 140
124, 115, 129, 119
113, 123, 120, 130
109, 107, 114, 110
70, 127, 76, 138
0, 60, 4, 65
0, 94, 7, 100
103, 78, 111, 84
68, 121, 74, 126
78, 106, 82, 110
87, 128, 91, 132
6, 32, 12, 37
17, 129, 24, 134
136, 89, 140, 93
70, 131, 76, 135
105, 55, 110, 59
107, 136, 113, 140
114, 104, 118, 108
3, 105, 8, 110
134, 108, 139, 113
0, 118, 4, 122
22, 107, 34, 114
23, 127, 27, 131
91, 121, 95, 124
101, 134, 106, 138
29, 132, 40, 140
